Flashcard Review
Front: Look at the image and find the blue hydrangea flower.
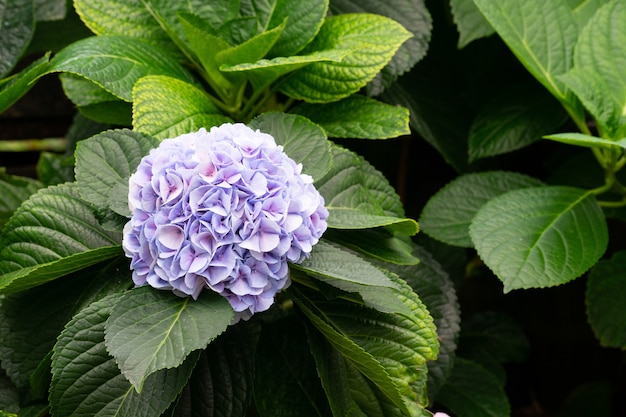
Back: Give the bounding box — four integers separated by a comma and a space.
122, 123, 328, 319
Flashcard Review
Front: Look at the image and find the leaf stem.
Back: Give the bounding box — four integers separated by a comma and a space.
0, 138, 67, 152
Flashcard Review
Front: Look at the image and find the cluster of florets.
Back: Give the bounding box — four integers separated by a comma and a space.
122, 123, 328, 319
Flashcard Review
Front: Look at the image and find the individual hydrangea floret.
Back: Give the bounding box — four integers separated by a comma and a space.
122, 123, 328, 319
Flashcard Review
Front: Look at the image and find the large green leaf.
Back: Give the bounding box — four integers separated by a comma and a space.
469, 186, 608, 291
468, 85, 568, 162
33, 0, 65, 21
315, 145, 417, 234
436, 358, 510, 417
380, 244, 461, 401
249, 112, 332, 181
278, 13, 412, 103
59, 73, 132, 125
297, 276, 438, 416
0, 53, 49, 113
133, 75, 231, 139
47, 35, 196, 102
324, 228, 419, 266
449, 0, 494, 48
0, 183, 121, 294
472, 0, 583, 119
74, 0, 176, 54
172, 324, 256, 417
420, 171, 543, 247
254, 318, 331, 417
559, 0, 626, 139
104, 286, 233, 391
254, 0, 328, 57
50, 294, 198, 417
0, 170, 41, 230
586, 251, 626, 348
544, 132, 626, 151
291, 95, 410, 139
0, 369, 19, 414
0, 0, 34, 78
328, 0, 432, 96
75, 128, 160, 217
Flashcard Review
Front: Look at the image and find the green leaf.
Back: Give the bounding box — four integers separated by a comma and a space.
436, 358, 510, 417
0, 53, 49, 113
472, 0, 583, 118
379, 244, 461, 401
74, 0, 176, 55
324, 228, 420, 266
291, 95, 410, 139
278, 13, 412, 103
252, 0, 328, 58
329, 0, 432, 96
254, 318, 331, 417
315, 145, 416, 233
450, 0, 495, 48
60, 73, 132, 125
297, 277, 438, 416
133, 75, 232, 139
220, 49, 349, 92
469, 186, 608, 292
33, 0, 65, 21
0, 369, 19, 414
173, 324, 256, 417
468, 85, 568, 162
559, 1, 626, 139
249, 111, 332, 181
0, 183, 121, 294
104, 286, 233, 391
586, 251, 626, 348
75, 128, 160, 216
0, 262, 128, 392
420, 171, 544, 247
0, 170, 42, 230
50, 294, 198, 417
0, 0, 34, 78
48, 35, 196, 102
544, 132, 626, 150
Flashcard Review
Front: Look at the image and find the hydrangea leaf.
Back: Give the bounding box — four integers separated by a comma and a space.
0, 170, 42, 229
436, 358, 510, 417
47, 35, 196, 102
328, 0, 432, 96
291, 95, 410, 139
468, 85, 568, 162
316, 145, 417, 234
544, 132, 626, 151
308, 329, 431, 417
297, 275, 438, 416
254, 318, 332, 417
0, 0, 34, 78
0, 369, 19, 414
379, 244, 461, 401
33, 0, 65, 21
249, 111, 331, 181
0, 53, 49, 113
469, 186, 608, 292
0, 183, 121, 294
104, 286, 233, 392
324, 228, 420, 266
75, 128, 160, 216
449, 0, 495, 48
559, 1, 626, 139
132, 75, 232, 139
472, 0, 583, 118
74, 0, 177, 55
59, 73, 132, 125
420, 171, 544, 247
251, 0, 328, 57
278, 13, 412, 103
586, 251, 626, 348
172, 325, 255, 417
50, 294, 199, 417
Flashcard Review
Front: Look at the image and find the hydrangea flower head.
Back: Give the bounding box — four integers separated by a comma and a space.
122, 123, 328, 319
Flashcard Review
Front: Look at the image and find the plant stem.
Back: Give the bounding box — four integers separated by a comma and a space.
0, 138, 67, 152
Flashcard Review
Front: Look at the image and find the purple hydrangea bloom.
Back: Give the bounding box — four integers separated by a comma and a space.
122, 123, 328, 319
